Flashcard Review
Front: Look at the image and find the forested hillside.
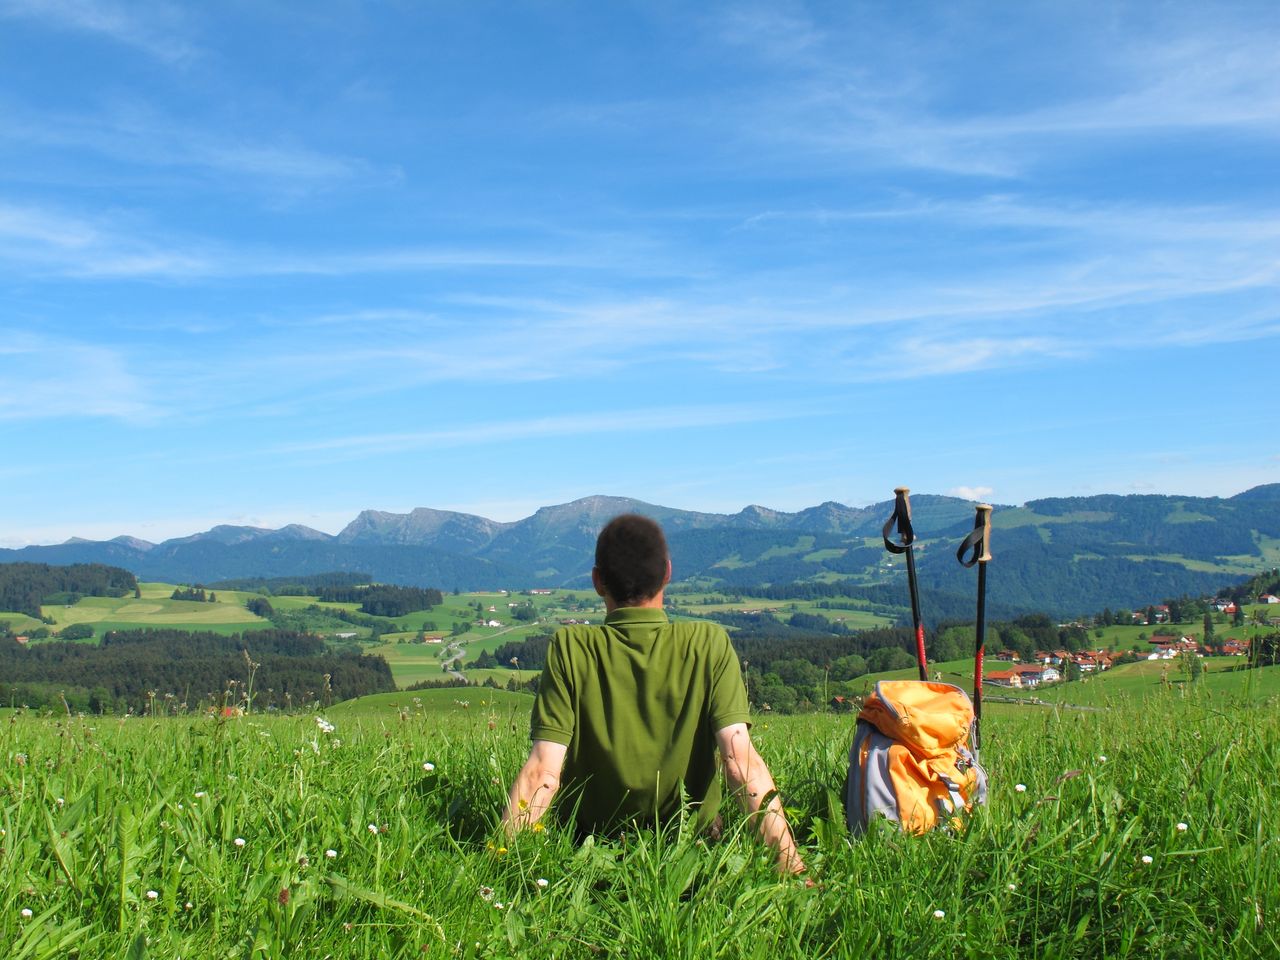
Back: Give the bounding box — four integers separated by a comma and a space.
0, 562, 137, 618
0, 628, 394, 714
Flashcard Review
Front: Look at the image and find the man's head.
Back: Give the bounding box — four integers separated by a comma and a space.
592, 513, 671, 607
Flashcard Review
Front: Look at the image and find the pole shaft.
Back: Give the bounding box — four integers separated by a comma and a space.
905, 546, 927, 681
973, 559, 987, 753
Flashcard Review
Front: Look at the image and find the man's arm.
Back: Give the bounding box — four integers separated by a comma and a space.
715, 722, 806, 876
502, 739, 568, 835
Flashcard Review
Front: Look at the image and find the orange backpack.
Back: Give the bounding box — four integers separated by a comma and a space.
844, 680, 987, 835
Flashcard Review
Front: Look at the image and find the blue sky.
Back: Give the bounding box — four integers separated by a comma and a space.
2, 1, 1279, 546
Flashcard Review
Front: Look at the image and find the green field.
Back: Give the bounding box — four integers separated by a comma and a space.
32, 583, 271, 637
0, 611, 45, 634
2, 672, 1277, 958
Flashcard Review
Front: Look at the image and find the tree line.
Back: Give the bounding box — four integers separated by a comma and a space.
0, 627, 394, 714
0, 563, 138, 619
171, 586, 217, 602
211, 572, 373, 594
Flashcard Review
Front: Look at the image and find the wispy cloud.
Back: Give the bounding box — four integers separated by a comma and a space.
1, 101, 395, 197
0, 332, 153, 421
0, 0, 198, 63
274, 402, 818, 460
693, 6, 1280, 177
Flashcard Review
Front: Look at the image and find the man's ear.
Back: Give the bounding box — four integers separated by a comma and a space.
664, 558, 672, 585
591, 566, 608, 599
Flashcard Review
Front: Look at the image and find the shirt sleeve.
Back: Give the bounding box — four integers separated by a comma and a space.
707, 627, 751, 731
529, 632, 576, 746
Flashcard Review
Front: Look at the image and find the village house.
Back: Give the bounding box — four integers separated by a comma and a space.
994, 650, 1021, 662
1146, 635, 1199, 659
1072, 650, 1114, 672
1012, 664, 1061, 686
1032, 650, 1068, 666
983, 669, 1022, 688
1260, 594, 1280, 604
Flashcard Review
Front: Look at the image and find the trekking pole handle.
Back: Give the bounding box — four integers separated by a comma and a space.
882, 486, 915, 554
956, 504, 993, 567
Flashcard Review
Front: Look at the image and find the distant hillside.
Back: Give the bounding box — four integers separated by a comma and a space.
4, 487, 1279, 618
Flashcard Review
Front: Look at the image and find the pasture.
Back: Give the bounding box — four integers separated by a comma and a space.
37, 584, 268, 637
2, 678, 1277, 958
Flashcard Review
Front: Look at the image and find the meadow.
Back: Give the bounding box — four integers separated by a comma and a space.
3, 676, 1277, 959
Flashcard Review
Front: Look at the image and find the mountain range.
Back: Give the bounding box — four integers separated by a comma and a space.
5, 486, 1280, 618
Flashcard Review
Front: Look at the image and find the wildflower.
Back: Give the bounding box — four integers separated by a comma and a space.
325, 848, 337, 859
1176, 822, 1188, 832
184, 902, 193, 910
1098, 755, 1107, 763
146, 890, 159, 901
14, 753, 27, 766
234, 837, 246, 848
278, 888, 290, 905
536, 878, 549, 889
21, 908, 33, 918
1015, 784, 1027, 793
532, 822, 545, 834
422, 762, 435, 772
194, 791, 206, 799
933, 909, 946, 919
478, 886, 494, 902
368, 824, 379, 835
298, 855, 310, 868
315, 717, 335, 734
1007, 883, 1017, 891
1141, 855, 1153, 864
55, 797, 65, 807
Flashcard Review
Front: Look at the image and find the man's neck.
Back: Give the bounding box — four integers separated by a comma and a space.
603, 590, 665, 614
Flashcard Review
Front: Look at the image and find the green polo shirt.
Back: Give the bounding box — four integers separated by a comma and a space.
530, 606, 750, 834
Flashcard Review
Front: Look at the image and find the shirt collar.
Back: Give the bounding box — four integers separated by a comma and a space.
605, 606, 669, 625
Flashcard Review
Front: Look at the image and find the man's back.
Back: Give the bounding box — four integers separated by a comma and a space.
530, 606, 749, 833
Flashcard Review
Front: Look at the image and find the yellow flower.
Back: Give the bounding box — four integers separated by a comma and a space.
532, 822, 545, 833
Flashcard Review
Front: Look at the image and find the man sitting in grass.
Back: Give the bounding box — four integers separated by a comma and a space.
502, 513, 806, 876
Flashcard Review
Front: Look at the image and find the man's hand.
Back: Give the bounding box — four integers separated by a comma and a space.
502, 739, 567, 836
715, 723, 806, 876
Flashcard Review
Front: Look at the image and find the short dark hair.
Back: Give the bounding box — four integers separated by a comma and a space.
594, 514, 669, 605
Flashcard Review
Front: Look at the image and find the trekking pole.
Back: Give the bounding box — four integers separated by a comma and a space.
956, 504, 993, 757
882, 486, 927, 682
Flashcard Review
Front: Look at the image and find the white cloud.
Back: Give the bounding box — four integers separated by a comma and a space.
949, 486, 994, 502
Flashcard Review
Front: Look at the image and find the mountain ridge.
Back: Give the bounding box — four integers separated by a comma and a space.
4, 487, 1278, 617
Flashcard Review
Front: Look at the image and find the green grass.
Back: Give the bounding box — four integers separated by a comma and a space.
2, 679, 1277, 958
0, 611, 45, 634
36, 584, 270, 637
